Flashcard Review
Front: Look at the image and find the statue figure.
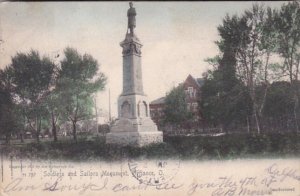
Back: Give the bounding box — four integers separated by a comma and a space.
127, 2, 136, 34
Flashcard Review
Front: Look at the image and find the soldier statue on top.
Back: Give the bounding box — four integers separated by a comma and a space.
127, 2, 136, 34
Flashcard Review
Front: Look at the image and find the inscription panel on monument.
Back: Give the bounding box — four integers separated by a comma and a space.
122, 55, 143, 95
123, 56, 133, 94
133, 56, 143, 94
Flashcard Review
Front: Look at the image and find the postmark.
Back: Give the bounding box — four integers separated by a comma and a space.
128, 159, 180, 186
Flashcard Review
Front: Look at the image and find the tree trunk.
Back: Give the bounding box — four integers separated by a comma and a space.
36, 131, 39, 142
294, 94, 299, 133
247, 116, 250, 133
259, 53, 270, 118
254, 109, 261, 134
36, 117, 40, 143
72, 121, 77, 143
51, 112, 58, 142
259, 84, 269, 118
20, 131, 24, 143
5, 133, 11, 144
21, 109, 26, 143
250, 95, 261, 134
250, 81, 261, 134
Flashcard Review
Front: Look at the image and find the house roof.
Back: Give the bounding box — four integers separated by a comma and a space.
150, 75, 205, 105
196, 78, 205, 87
186, 74, 205, 88
150, 96, 165, 105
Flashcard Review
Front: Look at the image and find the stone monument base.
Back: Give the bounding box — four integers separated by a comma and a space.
106, 131, 163, 147
106, 118, 163, 147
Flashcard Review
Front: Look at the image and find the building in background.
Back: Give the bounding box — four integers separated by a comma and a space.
150, 74, 204, 129
149, 96, 166, 127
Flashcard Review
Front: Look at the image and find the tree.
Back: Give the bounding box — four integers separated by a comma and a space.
9, 50, 55, 142
0, 100, 22, 144
164, 85, 192, 127
273, 1, 300, 132
201, 13, 252, 132
256, 6, 279, 118
203, 2, 299, 133
220, 4, 280, 134
56, 48, 106, 142
263, 81, 300, 132
0, 68, 23, 143
44, 62, 62, 142
201, 67, 252, 132
45, 89, 61, 142
273, 1, 300, 82
234, 5, 267, 134
200, 71, 223, 128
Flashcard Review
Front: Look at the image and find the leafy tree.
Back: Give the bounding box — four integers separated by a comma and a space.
273, 1, 300, 132
202, 2, 300, 134
56, 48, 106, 142
201, 68, 252, 132
8, 50, 55, 142
45, 89, 61, 142
164, 85, 192, 127
0, 101, 23, 144
43, 62, 62, 142
216, 4, 279, 133
273, 1, 300, 82
234, 4, 267, 133
255, 6, 279, 118
201, 13, 252, 132
0, 68, 23, 143
263, 81, 300, 132
200, 72, 222, 128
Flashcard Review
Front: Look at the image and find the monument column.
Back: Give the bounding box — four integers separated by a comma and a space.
106, 2, 163, 147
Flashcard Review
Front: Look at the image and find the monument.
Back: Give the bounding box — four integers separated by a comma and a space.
106, 2, 163, 146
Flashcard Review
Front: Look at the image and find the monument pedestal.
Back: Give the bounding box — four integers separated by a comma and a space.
106, 93, 163, 147
106, 121, 163, 147
107, 99, 163, 147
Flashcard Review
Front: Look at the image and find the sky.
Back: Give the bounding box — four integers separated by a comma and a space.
0, 1, 286, 118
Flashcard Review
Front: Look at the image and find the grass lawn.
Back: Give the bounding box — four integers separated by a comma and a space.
1, 133, 299, 161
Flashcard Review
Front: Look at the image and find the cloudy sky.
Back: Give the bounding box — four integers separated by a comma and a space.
0, 1, 285, 118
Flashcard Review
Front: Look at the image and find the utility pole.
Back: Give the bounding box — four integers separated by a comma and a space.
109, 88, 111, 122
93, 95, 99, 133
0, 15, 4, 50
